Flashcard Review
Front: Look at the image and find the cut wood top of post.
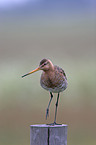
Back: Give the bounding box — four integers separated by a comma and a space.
30, 124, 68, 128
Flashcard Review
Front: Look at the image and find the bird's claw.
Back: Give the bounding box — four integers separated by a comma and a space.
46, 108, 49, 120
46, 122, 62, 126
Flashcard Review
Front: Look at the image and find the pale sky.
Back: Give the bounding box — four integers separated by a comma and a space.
0, 0, 38, 8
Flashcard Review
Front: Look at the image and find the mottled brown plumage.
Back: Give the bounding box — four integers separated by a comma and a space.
40, 65, 67, 93
22, 59, 68, 125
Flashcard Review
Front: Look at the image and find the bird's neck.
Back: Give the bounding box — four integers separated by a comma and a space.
49, 61, 54, 71
44, 65, 54, 72
50, 64, 54, 71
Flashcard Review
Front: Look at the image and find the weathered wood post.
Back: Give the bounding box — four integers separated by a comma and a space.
30, 124, 68, 145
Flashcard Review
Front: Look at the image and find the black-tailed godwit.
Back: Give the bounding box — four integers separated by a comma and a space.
22, 59, 68, 125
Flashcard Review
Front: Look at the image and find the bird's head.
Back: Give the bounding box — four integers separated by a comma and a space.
22, 59, 54, 78
39, 58, 54, 71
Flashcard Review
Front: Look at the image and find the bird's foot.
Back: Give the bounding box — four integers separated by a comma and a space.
46, 108, 49, 120
46, 122, 62, 126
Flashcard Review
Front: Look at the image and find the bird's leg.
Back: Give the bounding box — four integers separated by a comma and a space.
46, 92, 53, 120
53, 93, 60, 124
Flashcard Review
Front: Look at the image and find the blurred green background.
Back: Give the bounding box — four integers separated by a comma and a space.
0, 0, 96, 145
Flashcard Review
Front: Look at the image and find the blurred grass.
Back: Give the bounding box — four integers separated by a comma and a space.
0, 59, 96, 145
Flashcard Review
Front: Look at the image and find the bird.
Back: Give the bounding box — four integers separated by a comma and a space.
22, 58, 68, 125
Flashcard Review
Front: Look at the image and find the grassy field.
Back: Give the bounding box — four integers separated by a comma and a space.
0, 58, 96, 145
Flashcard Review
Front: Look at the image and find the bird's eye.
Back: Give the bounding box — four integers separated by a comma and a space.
43, 63, 46, 65
41, 62, 48, 67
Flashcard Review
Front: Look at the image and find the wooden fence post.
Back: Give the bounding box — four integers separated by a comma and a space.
30, 124, 68, 145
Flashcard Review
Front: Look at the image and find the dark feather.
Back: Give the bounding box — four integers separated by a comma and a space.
40, 59, 48, 65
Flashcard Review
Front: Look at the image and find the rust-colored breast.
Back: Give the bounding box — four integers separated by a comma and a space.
40, 65, 67, 90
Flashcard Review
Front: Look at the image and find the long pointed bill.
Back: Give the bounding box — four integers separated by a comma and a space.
22, 67, 40, 78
